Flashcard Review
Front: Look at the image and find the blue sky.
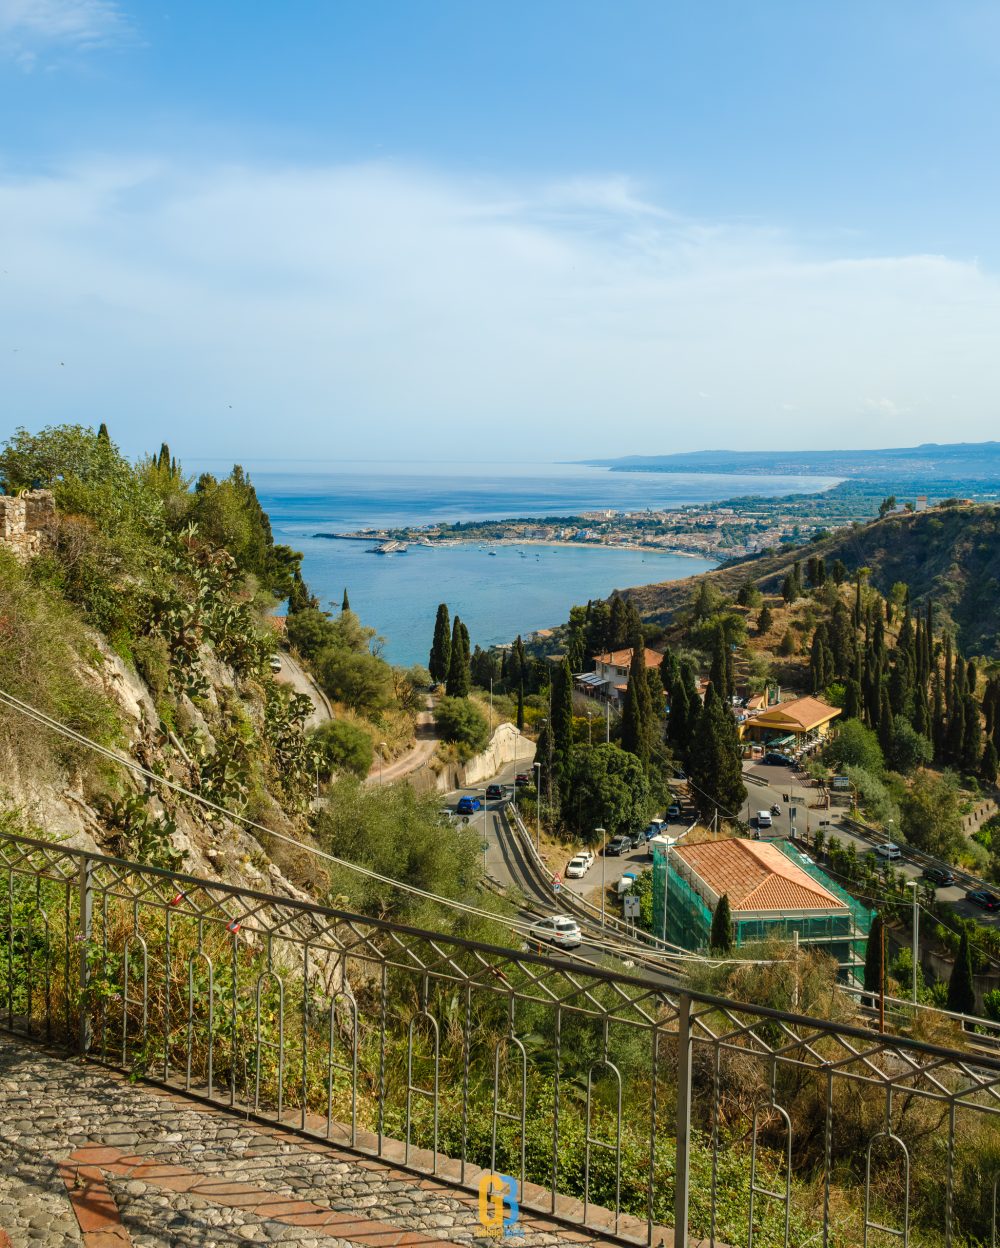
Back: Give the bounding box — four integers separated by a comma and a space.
2, 2, 1000, 461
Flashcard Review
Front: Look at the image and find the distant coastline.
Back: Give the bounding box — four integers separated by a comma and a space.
314, 531, 716, 559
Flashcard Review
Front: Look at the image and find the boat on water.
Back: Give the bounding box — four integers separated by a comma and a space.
488, 551, 497, 557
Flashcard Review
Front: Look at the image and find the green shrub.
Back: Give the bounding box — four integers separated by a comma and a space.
434, 696, 489, 756
310, 719, 374, 779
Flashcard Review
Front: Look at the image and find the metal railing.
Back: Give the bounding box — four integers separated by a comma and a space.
3, 825, 1000, 1248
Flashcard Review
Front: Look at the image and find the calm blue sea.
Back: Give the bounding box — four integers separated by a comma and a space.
224, 461, 837, 666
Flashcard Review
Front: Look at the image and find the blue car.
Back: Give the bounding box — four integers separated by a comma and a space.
456, 796, 483, 815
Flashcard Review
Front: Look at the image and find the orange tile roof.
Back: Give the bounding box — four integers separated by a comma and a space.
674, 839, 843, 912
595, 646, 663, 669
749, 695, 841, 732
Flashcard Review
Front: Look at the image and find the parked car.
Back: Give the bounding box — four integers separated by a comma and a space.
485, 784, 504, 801
456, 796, 482, 815
565, 855, 589, 879
666, 804, 681, 819
269, 656, 282, 673
966, 888, 1000, 911
922, 865, 956, 887
755, 810, 773, 830
875, 843, 902, 860
578, 849, 595, 870
605, 835, 630, 856
529, 915, 582, 949
514, 773, 531, 787
642, 822, 662, 841
617, 871, 639, 894
764, 752, 793, 767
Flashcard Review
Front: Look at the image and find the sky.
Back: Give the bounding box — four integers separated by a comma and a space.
2, 2, 1000, 463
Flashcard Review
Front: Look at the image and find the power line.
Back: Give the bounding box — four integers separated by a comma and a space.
0, 685, 791, 970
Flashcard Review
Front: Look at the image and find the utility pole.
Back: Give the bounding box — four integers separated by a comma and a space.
879, 920, 886, 1033
906, 880, 919, 1005
533, 761, 541, 850
597, 828, 607, 927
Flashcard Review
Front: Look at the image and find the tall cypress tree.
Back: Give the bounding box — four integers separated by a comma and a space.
516, 682, 525, 732
446, 616, 470, 696
97, 422, 111, 444
710, 629, 731, 704
551, 658, 574, 763
341, 587, 350, 612
864, 912, 885, 1001
962, 696, 982, 774
947, 929, 976, 1016
621, 642, 653, 765
710, 894, 733, 954
429, 604, 451, 684
981, 739, 998, 787
688, 684, 746, 823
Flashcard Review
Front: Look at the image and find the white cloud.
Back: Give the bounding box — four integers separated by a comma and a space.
0, 0, 131, 66
1, 156, 999, 460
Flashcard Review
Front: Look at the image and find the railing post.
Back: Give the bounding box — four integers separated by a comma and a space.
674, 992, 693, 1248
77, 856, 93, 1055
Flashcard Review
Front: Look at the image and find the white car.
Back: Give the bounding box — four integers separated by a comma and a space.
875, 843, 902, 860
565, 856, 589, 879
577, 849, 595, 870
529, 915, 582, 949
756, 810, 773, 829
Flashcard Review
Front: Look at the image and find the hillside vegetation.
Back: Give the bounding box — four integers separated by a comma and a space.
625, 503, 1000, 658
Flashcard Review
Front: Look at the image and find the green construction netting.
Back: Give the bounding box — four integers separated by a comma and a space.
651, 840, 873, 983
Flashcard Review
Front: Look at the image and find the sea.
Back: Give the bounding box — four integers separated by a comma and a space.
211, 461, 839, 666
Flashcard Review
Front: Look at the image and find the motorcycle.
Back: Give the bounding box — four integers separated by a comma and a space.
770, 804, 781, 817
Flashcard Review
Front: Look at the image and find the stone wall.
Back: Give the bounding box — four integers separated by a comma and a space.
0, 490, 55, 561
407, 722, 536, 795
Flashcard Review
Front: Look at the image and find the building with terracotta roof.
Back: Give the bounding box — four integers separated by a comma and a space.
575, 645, 664, 705
740, 694, 841, 747
652, 838, 870, 981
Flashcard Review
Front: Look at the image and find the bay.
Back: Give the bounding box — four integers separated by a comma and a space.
237, 461, 838, 666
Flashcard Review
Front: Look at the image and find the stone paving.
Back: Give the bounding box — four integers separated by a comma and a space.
0, 1036, 639, 1248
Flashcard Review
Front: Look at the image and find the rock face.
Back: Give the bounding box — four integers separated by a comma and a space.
0, 489, 56, 561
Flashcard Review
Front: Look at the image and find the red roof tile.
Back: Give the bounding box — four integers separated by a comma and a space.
674, 839, 843, 912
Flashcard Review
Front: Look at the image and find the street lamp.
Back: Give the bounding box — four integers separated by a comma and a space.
587, 711, 593, 746
905, 880, 919, 1005
378, 741, 388, 787
596, 827, 607, 927
533, 761, 542, 849
489, 677, 494, 735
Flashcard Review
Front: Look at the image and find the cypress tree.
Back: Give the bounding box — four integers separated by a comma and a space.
157, 441, 170, 469
446, 616, 470, 697
981, 739, 998, 787
516, 682, 525, 732
97, 422, 111, 444
710, 629, 731, 704
962, 695, 982, 773
621, 642, 653, 765
844, 678, 863, 722
429, 604, 451, 684
757, 604, 773, 634
660, 646, 680, 695
853, 574, 863, 629
551, 658, 574, 762
688, 683, 747, 823
668, 675, 692, 758
341, 587, 350, 612
710, 894, 733, 954
931, 673, 947, 761
878, 687, 894, 758
608, 596, 629, 648
947, 929, 976, 1016
944, 634, 954, 712
864, 913, 885, 1002
946, 694, 966, 765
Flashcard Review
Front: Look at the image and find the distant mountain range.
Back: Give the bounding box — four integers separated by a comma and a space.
587, 442, 1000, 481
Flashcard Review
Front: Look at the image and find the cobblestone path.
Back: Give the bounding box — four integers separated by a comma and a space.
0, 1037, 645, 1248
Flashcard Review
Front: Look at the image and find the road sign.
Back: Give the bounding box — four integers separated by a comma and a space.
623, 895, 640, 919
552, 878, 562, 893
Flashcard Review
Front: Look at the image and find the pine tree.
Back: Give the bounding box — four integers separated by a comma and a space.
864, 913, 885, 1000
947, 929, 976, 1016
710, 894, 733, 954
429, 604, 451, 684
341, 587, 350, 612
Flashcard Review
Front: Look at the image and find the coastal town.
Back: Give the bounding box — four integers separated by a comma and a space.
320, 480, 988, 560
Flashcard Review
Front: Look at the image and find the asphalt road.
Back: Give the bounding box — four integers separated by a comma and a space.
274, 649, 332, 730
742, 761, 999, 928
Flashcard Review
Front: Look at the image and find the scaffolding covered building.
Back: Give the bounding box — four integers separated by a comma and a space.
651, 837, 870, 982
